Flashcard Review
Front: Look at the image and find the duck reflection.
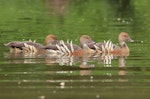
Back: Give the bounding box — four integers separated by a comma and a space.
118, 56, 128, 82
3, 52, 44, 64
4, 50, 129, 81
118, 56, 126, 67
79, 56, 95, 76
97, 54, 115, 67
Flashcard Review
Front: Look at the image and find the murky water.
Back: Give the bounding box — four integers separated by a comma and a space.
0, 0, 150, 99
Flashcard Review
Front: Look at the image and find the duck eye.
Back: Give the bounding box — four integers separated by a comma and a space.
124, 35, 127, 37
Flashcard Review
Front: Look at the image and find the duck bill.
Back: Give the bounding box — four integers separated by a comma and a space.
128, 38, 134, 42
88, 40, 96, 45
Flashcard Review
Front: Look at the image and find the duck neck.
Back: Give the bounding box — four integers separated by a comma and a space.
120, 41, 127, 48
119, 41, 129, 54
82, 43, 95, 54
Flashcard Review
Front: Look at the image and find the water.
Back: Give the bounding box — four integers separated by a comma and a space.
0, 0, 150, 99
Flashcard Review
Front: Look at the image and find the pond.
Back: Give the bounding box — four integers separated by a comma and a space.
0, 0, 150, 99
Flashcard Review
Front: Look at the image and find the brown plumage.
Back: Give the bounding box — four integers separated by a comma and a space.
4, 34, 58, 53
56, 35, 96, 56
110, 32, 134, 56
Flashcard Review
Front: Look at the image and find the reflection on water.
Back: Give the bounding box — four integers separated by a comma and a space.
3, 52, 128, 77
2, 51, 150, 99
4, 52, 118, 67
3, 51, 129, 78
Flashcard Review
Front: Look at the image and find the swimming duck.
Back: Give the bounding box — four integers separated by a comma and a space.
4, 34, 58, 53
94, 32, 134, 56
79, 35, 113, 54
111, 32, 134, 56
56, 35, 97, 56
67, 35, 114, 55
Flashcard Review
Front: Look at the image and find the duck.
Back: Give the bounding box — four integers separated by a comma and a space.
94, 32, 134, 56
78, 35, 113, 54
56, 35, 97, 56
111, 32, 134, 56
4, 34, 58, 53
68, 35, 114, 56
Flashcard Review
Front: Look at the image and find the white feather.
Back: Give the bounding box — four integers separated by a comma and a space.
24, 43, 29, 48
60, 46, 67, 54
105, 40, 109, 49
61, 40, 70, 54
33, 40, 36, 43
67, 39, 69, 44
104, 41, 109, 53
70, 40, 74, 52
32, 46, 37, 53
62, 42, 70, 54
104, 40, 106, 43
102, 45, 105, 53
29, 45, 33, 52
108, 41, 112, 53
94, 45, 102, 53
56, 44, 62, 52
29, 39, 32, 42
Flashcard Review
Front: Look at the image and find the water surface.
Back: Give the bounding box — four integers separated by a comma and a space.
0, 0, 150, 99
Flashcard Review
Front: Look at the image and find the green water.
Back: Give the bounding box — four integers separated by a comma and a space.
0, 0, 150, 99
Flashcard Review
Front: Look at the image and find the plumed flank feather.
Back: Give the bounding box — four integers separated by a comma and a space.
14, 48, 21, 53
28, 39, 36, 43
23, 43, 31, 52
56, 40, 79, 55
105, 40, 109, 50
106, 40, 110, 53
97, 40, 114, 54
70, 40, 74, 53
24, 43, 29, 48
22, 47, 30, 53
67, 39, 69, 44
105, 41, 109, 53
60, 46, 67, 54
109, 41, 113, 53
94, 45, 102, 53
101, 45, 105, 53
23, 43, 38, 53
56, 44, 62, 52
29, 39, 32, 42
33, 40, 36, 43
94, 45, 99, 50
59, 40, 63, 45
29, 45, 33, 52
104, 40, 106, 43
64, 43, 70, 53
61, 40, 70, 54
32, 46, 37, 53
55, 40, 84, 55
111, 44, 113, 52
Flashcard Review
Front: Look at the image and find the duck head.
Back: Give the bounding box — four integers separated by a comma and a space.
45, 34, 58, 45
80, 35, 95, 48
118, 32, 134, 45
